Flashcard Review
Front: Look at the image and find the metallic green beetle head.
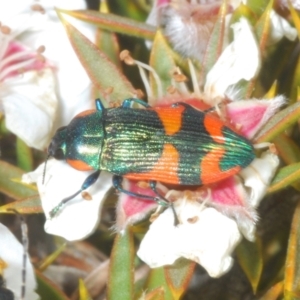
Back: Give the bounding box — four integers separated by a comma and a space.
48, 110, 105, 171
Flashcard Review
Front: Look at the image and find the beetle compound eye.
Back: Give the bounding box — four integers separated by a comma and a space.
54, 148, 65, 160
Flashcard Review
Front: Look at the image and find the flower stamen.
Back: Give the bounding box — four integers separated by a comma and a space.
120, 49, 163, 99
188, 59, 201, 96
0, 44, 46, 81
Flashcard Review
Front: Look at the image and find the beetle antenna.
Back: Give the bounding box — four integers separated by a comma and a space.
42, 154, 50, 185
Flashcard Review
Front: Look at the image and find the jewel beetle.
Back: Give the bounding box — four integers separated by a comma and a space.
46, 98, 255, 217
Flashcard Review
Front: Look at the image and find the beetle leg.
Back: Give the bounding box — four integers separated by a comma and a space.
49, 170, 101, 218
122, 98, 151, 108
112, 175, 164, 203
149, 181, 179, 226
172, 102, 219, 114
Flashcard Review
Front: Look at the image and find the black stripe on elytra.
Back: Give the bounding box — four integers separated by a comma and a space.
168, 105, 215, 185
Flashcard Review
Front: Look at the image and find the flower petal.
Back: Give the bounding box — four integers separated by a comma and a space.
2, 69, 57, 149
138, 200, 242, 277
23, 160, 112, 241
226, 96, 285, 139
240, 151, 279, 208
269, 10, 297, 43
115, 179, 159, 232
0, 223, 38, 300
204, 18, 260, 103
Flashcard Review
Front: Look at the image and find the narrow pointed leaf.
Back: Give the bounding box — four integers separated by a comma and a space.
236, 238, 263, 293
284, 201, 300, 299
201, 1, 228, 81
38, 243, 66, 272
59, 14, 136, 104
274, 134, 300, 165
274, 134, 300, 191
268, 162, 300, 193
244, 0, 273, 98
164, 258, 196, 299
247, 0, 270, 15
96, 30, 121, 69
16, 138, 33, 172
259, 281, 283, 300
145, 267, 173, 300
0, 195, 42, 214
254, 0, 273, 53
79, 279, 92, 300
107, 228, 134, 300
36, 270, 69, 300
254, 102, 300, 143
144, 287, 165, 300
149, 30, 177, 101
0, 161, 37, 200
58, 10, 156, 40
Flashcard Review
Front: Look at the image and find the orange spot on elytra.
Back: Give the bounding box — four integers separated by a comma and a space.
154, 105, 185, 135
204, 115, 225, 144
200, 148, 240, 185
125, 143, 180, 184
67, 159, 93, 171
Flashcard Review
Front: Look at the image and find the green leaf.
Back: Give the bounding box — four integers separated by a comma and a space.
243, 0, 273, 98
273, 134, 300, 191
247, 0, 270, 16
57, 9, 156, 40
230, 4, 257, 28
107, 0, 149, 21
259, 281, 283, 300
254, 0, 273, 52
274, 134, 300, 165
284, 201, 300, 299
58, 14, 136, 104
268, 162, 300, 193
149, 30, 177, 101
107, 228, 134, 300
164, 258, 196, 299
254, 102, 300, 143
201, 1, 228, 81
143, 287, 165, 300
16, 138, 33, 172
144, 267, 173, 300
0, 161, 37, 200
36, 270, 68, 300
38, 243, 66, 272
0, 195, 42, 214
96, 29, 121, 69
236, 238, 263, 294
79, 278, 92, 300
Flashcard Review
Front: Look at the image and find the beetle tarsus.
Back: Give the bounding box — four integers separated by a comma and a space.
150, 181, 180, 226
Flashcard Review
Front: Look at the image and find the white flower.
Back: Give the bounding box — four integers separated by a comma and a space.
204, 18, 260, 103
22, 159, 112, 241
269, 10, 297, 44
0, 223, 38, 300
137, 199, 242, 277
0, 0, 94, 150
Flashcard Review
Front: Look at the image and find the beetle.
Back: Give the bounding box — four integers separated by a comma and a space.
46, 98, 255, 217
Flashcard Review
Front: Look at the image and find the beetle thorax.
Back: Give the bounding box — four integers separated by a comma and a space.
64, 110, 105, 171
